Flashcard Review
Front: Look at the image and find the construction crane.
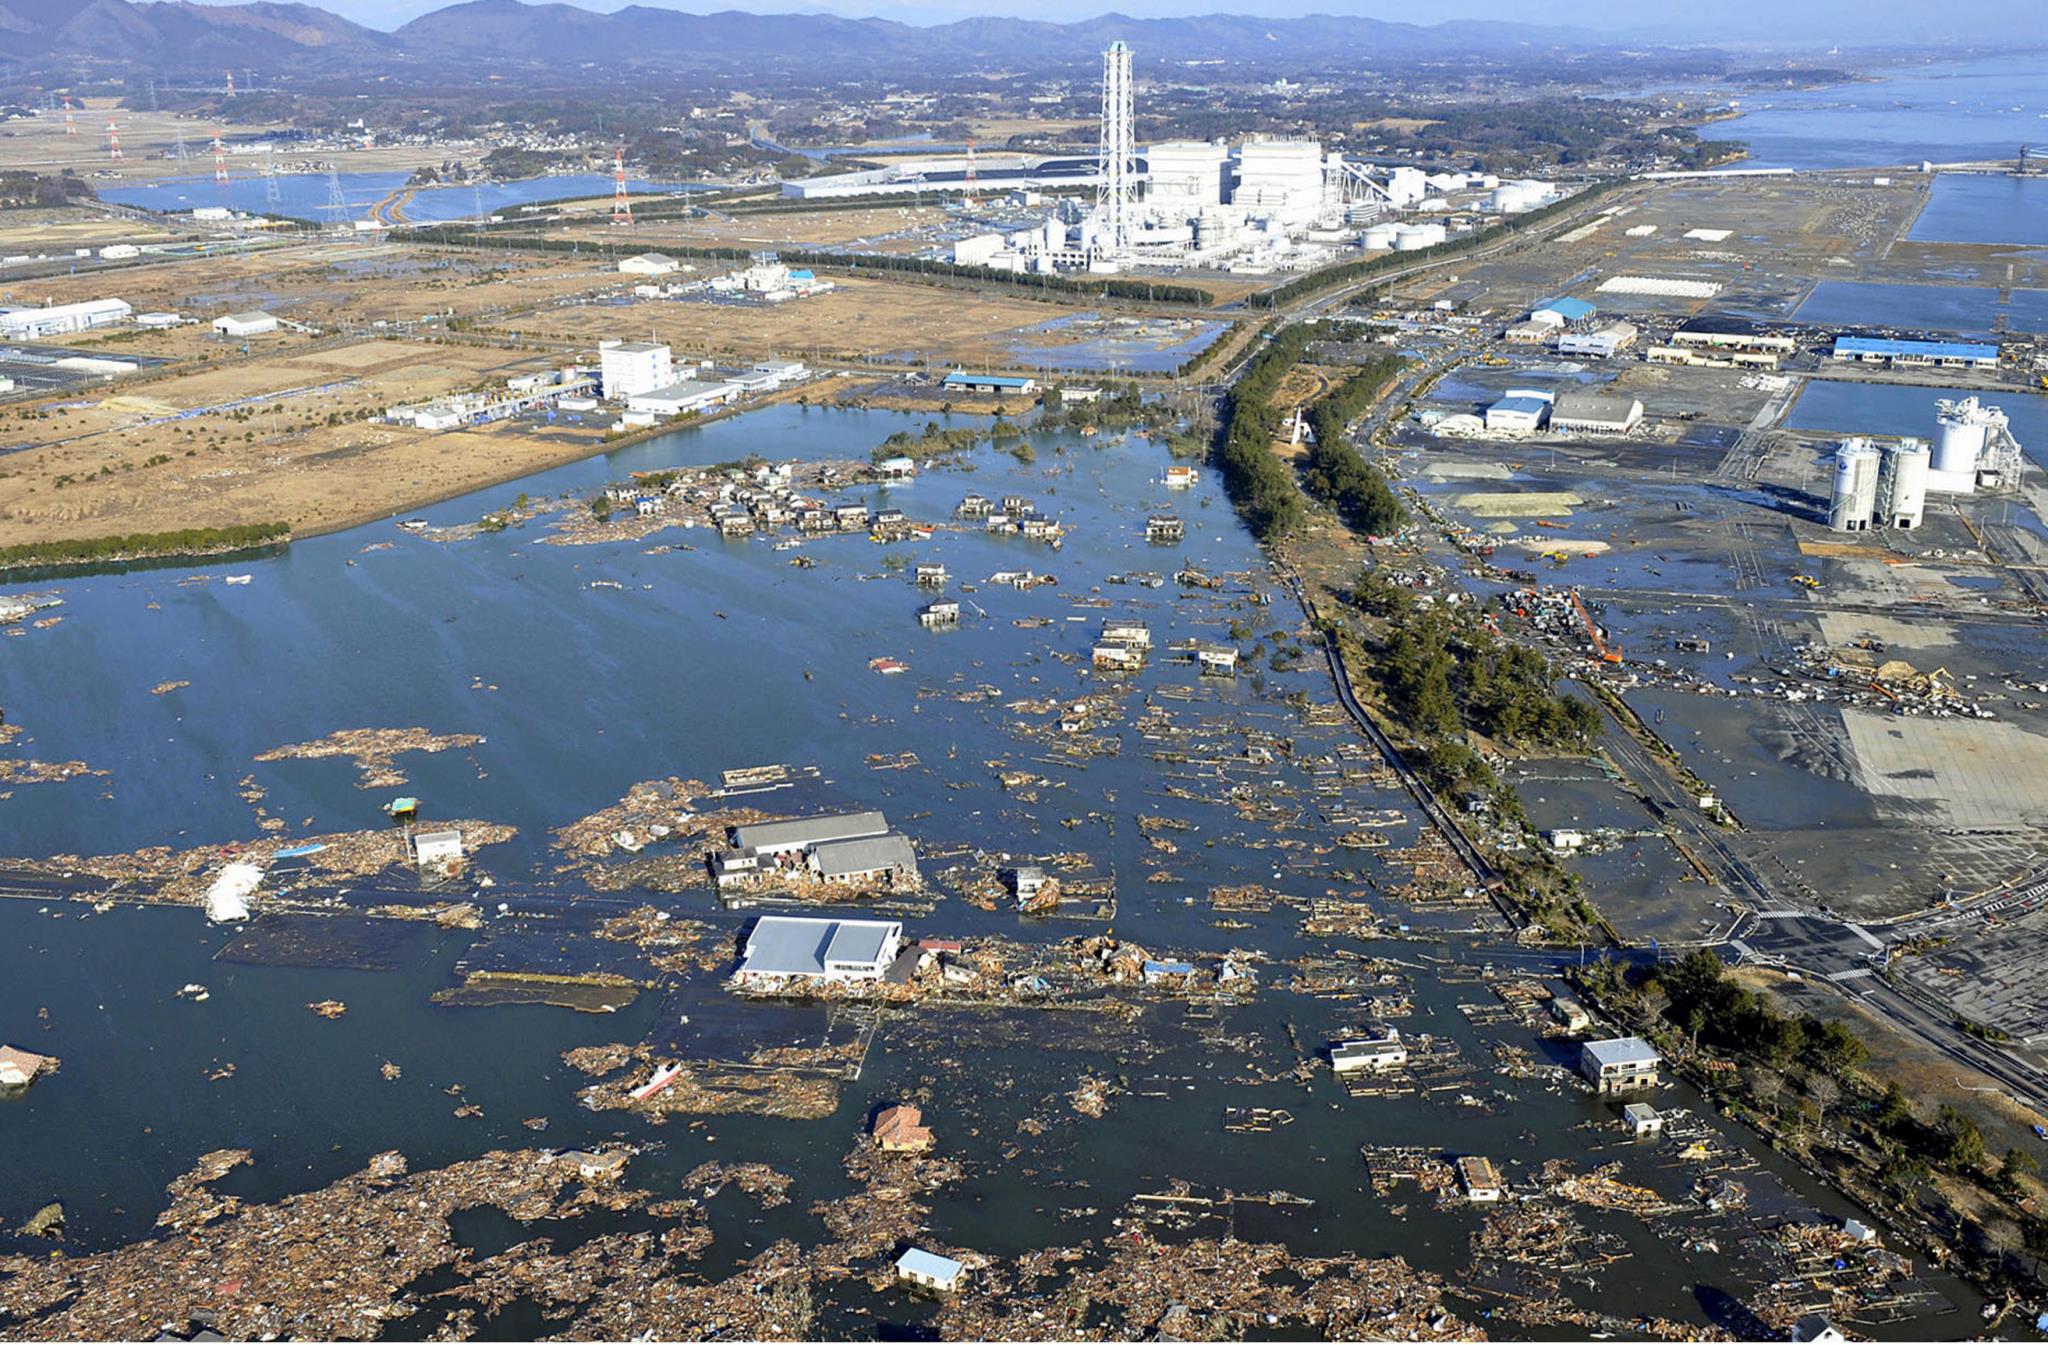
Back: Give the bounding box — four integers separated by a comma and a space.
1572, 590, 1623, 664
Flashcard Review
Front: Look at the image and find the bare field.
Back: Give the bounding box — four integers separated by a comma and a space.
8, 242, 619, 328
550, 201, 949, 254
0, 206, 182, 251
0, 338, 598, 543
0, 105, 480, 183
494, 274, 1091, 366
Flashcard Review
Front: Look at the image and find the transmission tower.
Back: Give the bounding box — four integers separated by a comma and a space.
173, 125, 190, 162
225, 69, 236, 97
325, 164, 350, 228
63, 96, 76, 137
964, 134, 978, 208
106, 119, 124, 162
213, 134, 229, 186
611, 148, 634, 225
1094, 40, 1136, 263
264, 152, 282, 210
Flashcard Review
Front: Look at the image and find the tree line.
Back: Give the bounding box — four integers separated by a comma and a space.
1300, 355, 1408, 538
0, 523, 289, 572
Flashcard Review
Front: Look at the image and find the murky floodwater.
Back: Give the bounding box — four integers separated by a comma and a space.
0, 406, 1985, 1337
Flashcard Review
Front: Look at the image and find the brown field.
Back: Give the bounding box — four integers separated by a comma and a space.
7, 242, 620, 329
493, 273, 1094, 367
0, 206, 182, 251
0, 338, 612, 543
549, 201, 951, 253
0, 105, 484, 183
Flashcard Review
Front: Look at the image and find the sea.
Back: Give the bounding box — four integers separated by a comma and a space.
99, 171, 697, 226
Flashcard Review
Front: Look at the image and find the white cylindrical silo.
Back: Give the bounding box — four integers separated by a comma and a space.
1882, 438, 1930, 529
1360, 223, 1398, 250
1829, 438, 1881, 532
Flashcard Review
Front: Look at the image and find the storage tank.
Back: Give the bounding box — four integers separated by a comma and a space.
1828, 438, 1882, 532
1880, 438, 1930, 529
1360, 223, 1399, 250
1930, 396, 2007, 493
1394, 223, 1445, 251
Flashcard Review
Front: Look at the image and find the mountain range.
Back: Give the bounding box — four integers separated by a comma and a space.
0, 0, 1595, 76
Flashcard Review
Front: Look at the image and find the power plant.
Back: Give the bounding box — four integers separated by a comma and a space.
786, 41, 1564, 277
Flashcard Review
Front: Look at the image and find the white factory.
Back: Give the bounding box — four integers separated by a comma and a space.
929, 42, 1563, 277
1826, 397, 2025, 533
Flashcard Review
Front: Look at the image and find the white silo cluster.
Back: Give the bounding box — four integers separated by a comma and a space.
1393, 222, 1448, 251
1828, 438, 1883, 532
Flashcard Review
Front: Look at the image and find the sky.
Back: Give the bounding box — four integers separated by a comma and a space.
207, 0, 2048, 41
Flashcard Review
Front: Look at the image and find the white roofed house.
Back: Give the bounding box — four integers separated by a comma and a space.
1579, 1036, 1661, 1094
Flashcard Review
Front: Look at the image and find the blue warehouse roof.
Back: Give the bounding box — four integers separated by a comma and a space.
1834, 336, 1999, 360
942, 371, 1036, 389
1536, 296, 1596, 320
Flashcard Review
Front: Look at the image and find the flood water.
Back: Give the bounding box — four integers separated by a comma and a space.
1791, 281, 2048, 336
1908, 174, 2048, 246
99, 171, 696, 225
1786, 379, 2048, 471
0, 405, 1986, 1337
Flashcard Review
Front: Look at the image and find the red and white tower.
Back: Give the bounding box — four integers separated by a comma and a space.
106, 119, 123, 162
611, 148, 633, 225
225, 69, 236, 97
964, 134, 978, 207
62, 96, 76, 137
213, 134, 229, 185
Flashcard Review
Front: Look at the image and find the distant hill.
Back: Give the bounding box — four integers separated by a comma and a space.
0, 0, 1589, 75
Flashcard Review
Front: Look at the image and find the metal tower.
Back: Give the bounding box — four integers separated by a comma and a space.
964, 134, 978, 207
62, 96, 76, 137
213, 134, 229, 186
225, 69, 236, 97
1094, 40, 1136, 262
325, 165, 349, 228
612, 148, 634, 225
106, 119, 123, 162
264, 152, 282, 209
173, 125, 189, 161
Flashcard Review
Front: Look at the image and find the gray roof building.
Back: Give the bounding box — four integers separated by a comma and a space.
737, 914, 904, 982
733, 810, 889, 856
810, 832, 918, 882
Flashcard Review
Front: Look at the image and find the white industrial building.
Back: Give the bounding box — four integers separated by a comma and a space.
599, 339, 674, 400
735, 914, 904, 986
1557, 322, 1638, 358
212, 311, 278, 338
1877, 439, 1931, 529
1233, 139, 1326, 226
1485, 391, 1553, 435
1929, 395, 2023, 492
1330, 1026, 1407, 1074
1146, 140, 1231, 209
627, 378, 739, 417
618, 252, 681, 276
0, 297, 132, 338
1550, 393, 1643, 435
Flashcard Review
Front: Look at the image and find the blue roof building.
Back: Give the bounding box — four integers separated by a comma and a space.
1832, 336, 1999, 368
1534, 296, 1596, 322
941, 370, 1040, 395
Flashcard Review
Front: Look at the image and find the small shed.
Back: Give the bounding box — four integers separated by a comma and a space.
414, 830, 465, 867
1622, 1102, 1663, 1136
896, 1247, 966, 1293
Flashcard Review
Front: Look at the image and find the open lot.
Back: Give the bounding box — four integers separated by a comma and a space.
493, 272, 1102, 368
0, 338, 609, 542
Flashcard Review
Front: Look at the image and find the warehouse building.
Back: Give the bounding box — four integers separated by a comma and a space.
618, 252, 681, 276
212, 310, 278, 338
0, 297, 132, 338
1532, 296, 1596, 325
1832, 336, 2000, 370
1670, 317, 1798, 358
735, 914, 904, 985
1484, 393, 1552, 434
1557, 321, 1638, 358
626, 378, 740, 417
1550, 392, 1644, 435
942, 371, 1038, 396
810, 832, 920, 887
